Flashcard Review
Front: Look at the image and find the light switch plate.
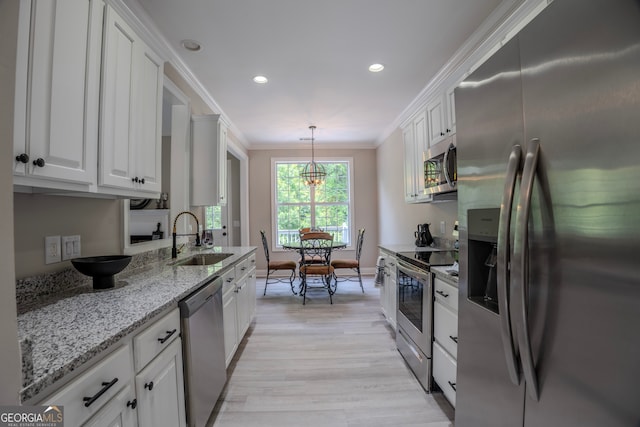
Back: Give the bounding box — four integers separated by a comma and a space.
45, 236, 61, 264
62, 235, 81, 260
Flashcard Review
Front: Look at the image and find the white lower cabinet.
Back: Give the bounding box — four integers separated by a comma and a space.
39, 309, 185, 427
379, 250, 397, 328
134, 338, 186, 427
222, 253, 257, 367
83, 384, 138, 427
431, 274, 459, 408
42, 345, 134, 427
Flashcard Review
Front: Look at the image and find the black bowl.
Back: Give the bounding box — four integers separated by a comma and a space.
71, 255, 132, 289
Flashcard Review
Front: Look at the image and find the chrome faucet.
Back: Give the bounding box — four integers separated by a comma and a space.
172, 211, 202, 258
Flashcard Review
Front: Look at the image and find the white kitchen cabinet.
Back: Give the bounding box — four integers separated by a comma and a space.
222, 253, 257, 367
379, 250, 397, 328
402, 110, 430, 203
99, 5, 163, 197
13, 0, 103, 190
446, 84, 457, 136
431, 273, 458, 408
191, 115, 228, 206
83, 383, 138, 427
427, 86, 457, 148
41, 344, 134, 427
134, 338, 186, 427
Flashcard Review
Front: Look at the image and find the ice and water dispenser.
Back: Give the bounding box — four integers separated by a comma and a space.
467, 208, 500, 313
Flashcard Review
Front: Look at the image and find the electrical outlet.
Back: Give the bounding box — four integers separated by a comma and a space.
440, 221, 446, 235
45, 236, 61, 264
62, 235, 81, 260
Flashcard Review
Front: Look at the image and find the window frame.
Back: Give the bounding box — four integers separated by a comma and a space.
270, 156, 355, 252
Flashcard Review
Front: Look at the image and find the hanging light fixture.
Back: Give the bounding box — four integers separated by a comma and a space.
300, 125, 326, 186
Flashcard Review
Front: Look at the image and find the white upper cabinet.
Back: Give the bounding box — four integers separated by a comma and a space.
191, 115, 228, 206
403, 110, 430, 203
99, 6, 163, 196
446, 84, 457, 135
426, 82, 458, 147
13, 0, 103, 189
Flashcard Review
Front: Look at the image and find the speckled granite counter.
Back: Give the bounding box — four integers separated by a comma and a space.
16, 246, 256, 403
431, 265, 459, 285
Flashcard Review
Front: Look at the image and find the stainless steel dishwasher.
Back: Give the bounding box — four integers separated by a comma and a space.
179, 276, 226, 427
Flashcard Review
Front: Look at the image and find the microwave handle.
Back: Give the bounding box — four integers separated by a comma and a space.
443, 143, 455, 187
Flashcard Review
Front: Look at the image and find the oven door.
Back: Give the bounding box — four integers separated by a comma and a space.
396, 259, 433, 357
424, 138, 457, 196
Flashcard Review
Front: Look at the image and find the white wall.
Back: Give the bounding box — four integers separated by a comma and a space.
1, 0, 23, 404
376, 128, 458, 246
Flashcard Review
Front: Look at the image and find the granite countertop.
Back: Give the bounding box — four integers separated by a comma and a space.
378, 244, 448, 253
17, 246, 256, 403
431, 265, 460, 285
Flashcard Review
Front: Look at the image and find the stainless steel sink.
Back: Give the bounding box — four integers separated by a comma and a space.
171, 253, 234, 266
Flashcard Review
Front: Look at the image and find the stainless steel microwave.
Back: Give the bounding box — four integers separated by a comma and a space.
423, 137, 457, 196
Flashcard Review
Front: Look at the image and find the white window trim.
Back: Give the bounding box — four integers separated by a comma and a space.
270, 156, 355, 252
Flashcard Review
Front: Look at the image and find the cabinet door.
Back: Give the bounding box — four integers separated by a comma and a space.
402, 124, 417, 202
446, 85, 457, 135
134, 45, 163, 194
135, 339, 186, 427
191, 115, 226, 206
217, 120, 228, 206
100, 7, 136, 190
222, 286, 238, 367
413, 111, 430, 202
427, 96, 446, 146
235, 274, 251, 340
82, 384, 137, 427
18, 0, 102, 185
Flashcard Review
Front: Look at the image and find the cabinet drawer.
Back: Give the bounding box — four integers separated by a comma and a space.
221, 267, 237, 294
133, 308, 180, 372
433, 341, 457, 408
434, 301, 458, 359
42, 344, 133, 427
434, 277, 458, 312
247, 253, 256, 270
235, 257, 250, 279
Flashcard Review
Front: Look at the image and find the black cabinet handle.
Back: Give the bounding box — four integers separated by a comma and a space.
449, 335, 458, 343
158, 329, 177, 344
15, 153, 29, 163
33, 158, 45, 167
436, 290, 449, 298
144, 381, 154, 391
140, 178, 145, 184
127, 399, 137, 409
448, 381, 457, 391
440, 132, 445, 136
83, 378, 118, 407
446, 128, 451, 133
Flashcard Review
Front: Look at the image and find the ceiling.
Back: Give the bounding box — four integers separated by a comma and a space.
129, 0, 504, 149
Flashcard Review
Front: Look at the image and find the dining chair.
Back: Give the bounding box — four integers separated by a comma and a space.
331, 228, 365, 293
298, 232, 335, 304
260, 230, 297, 295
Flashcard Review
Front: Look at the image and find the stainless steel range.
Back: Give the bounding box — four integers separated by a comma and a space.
395, 250, 456, 391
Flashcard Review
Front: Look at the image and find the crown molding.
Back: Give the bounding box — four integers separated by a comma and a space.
377, 0, 550, 146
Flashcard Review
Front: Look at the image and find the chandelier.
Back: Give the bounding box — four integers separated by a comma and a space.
300, 125, 326, 186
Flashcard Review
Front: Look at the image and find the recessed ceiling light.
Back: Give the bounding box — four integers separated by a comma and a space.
181, 39, 202, 52
253, 75, 268, 84
369, 63, 385, 73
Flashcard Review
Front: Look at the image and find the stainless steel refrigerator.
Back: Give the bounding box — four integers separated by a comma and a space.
454, 0, 640, 426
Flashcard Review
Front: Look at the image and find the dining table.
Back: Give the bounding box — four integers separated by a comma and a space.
281, 241, 348, 251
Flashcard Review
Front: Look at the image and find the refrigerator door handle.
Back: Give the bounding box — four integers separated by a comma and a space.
513, 138, 541, 401
497, 144, 522, 386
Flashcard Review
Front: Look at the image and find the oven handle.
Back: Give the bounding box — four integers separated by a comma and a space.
397, 259, 429, 283
498, 144, 521, 386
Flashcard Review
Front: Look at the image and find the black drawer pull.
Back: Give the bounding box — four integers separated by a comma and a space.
127, 399, 137, 409
449, 335, 458, 343
158, 329, 177, 344
448, 381, 457, 391
83, 377, 118, 407
144, 381, 154, 391
16, 153, 29, 163
33, 158, 45, 167
436, 290, 449, 298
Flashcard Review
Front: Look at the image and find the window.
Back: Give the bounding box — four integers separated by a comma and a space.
272, 158, 353, 249
204, 206, 222, 229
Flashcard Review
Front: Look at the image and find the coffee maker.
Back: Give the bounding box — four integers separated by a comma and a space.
414, 223, 433, 247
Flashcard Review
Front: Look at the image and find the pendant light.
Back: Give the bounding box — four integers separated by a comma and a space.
300, 125, 326, 186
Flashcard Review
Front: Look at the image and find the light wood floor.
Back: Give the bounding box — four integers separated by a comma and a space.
210, 276, 455, 427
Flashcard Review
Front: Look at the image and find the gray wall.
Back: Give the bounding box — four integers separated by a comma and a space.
376, 128, 459, 246
249, 148, 379, 272
1, 0, 23, 404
